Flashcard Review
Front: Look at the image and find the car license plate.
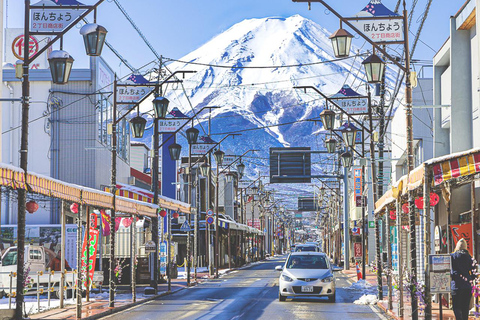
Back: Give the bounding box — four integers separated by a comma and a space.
301, 286, 313, 293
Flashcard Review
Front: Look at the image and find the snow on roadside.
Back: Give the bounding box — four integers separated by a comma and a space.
354, 294, 379, 305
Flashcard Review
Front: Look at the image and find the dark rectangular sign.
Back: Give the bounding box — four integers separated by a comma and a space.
269, 147, 311, 183
298, 197, 319, 212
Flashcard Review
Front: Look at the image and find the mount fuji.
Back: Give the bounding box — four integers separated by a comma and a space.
134, 14, 395, 198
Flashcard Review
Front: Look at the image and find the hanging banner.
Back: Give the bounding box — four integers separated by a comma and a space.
191, 144, 214, 155
116, 86, 152, 104
81, 227, 99, 290
450, 223, 473, 256
350, 19, 404, 43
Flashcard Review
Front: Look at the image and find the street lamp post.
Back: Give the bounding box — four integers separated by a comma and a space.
213, 149, 225, 277
17, 1, 106, 317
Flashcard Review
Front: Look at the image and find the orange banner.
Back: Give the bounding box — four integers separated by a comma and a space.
450, 223, 473, 256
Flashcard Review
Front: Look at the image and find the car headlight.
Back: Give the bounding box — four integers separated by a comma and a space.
281, 274, 294, 282
321, 276, 334, 283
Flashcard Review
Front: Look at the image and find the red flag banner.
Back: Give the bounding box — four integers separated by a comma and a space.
81, 228, 99, 290
450, 223, 473, 256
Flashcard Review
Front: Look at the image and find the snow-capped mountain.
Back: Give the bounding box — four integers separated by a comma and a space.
134, 14, 396, 200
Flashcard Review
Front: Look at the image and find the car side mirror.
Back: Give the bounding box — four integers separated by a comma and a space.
275, 265, 283, 271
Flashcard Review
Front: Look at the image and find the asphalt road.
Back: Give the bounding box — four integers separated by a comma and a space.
101, 256, 385, 320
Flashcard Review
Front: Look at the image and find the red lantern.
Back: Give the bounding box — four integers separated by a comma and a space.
401, 203, 409, 214
389, 210, 396, 220
158, 209, 167, 218
70, 203, 79, 214
26, 201, 39, 214
415, 197, 424, 209
122, 218, 133, 228
430, 193, 440, 206
172, 212, 179, 219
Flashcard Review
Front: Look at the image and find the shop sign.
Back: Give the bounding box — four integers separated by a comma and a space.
30, 7, 85, 33
351, 19, 404, 43
81, 228, 99, 290
158, 118, 189, 133
191, 143, 214, 155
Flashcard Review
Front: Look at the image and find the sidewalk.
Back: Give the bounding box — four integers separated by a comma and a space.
18, 266, 239, 320
341, 265, 459, 320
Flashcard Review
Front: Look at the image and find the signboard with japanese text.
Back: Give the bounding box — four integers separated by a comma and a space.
158, 118, 189, 133
429, 254, 451, 294
191, 143, 214, 155
335, 97, 369, 114
30, 5, 85, 33
238, 180, 252, 189
222, 155, 237, 167
354, 242, 362, 258
96, 58, 114, 94
351, 19, 404, 43
354, 168, 362, 207
247, 219, 261, 229
81, 228, 99, 290
116, 86, 153, 104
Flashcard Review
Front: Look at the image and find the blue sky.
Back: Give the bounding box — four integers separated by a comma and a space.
6, 0, 464, 77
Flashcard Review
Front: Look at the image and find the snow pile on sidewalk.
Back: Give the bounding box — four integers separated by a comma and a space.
353, 294, 379, 305
0, 296, 75, 315
344, 279, 376, 292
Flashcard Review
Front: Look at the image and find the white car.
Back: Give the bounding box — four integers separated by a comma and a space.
276, 252, 335, 302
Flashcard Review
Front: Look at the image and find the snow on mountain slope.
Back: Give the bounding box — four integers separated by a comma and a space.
134, 14, 398, 196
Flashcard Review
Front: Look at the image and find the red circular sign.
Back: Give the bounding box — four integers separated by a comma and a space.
206, 215, 214, 225
12, 35, 39, 60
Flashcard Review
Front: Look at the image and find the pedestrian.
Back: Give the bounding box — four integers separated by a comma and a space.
451, 238, 476, 320
48, 250, 71, 271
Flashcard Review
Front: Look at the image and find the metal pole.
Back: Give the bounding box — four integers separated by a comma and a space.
387, 211, 393, 310
343, 166, 349, 270
215, 165, 220, 278
16, 2, 31, 318
76, 204, 83, 319
361, 165, 366, 280
187, 144, 192, 285
396, 198, 404, 317
151, 118, 159, 293
60, 201, 66, 308
131, 214, 136, 302
423, 169, 432, 319
167, 209, 172, 292
403, 2, 417, 317
109, 78, 118, 308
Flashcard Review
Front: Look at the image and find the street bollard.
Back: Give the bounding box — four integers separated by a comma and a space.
9, 272, 14, 309
48, 269, 52, 307
37, 272, 41, 312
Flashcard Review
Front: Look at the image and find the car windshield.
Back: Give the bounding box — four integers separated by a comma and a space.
2, 250, 17, 266
286, 255, 328, 269
295, 246, 316, 252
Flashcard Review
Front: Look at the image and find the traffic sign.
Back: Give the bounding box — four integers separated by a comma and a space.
369, 221, 375, 228
206, 209, 213, 216
206, 215, 214, 225
180, 221, 191, 232
145, 240, 156, 253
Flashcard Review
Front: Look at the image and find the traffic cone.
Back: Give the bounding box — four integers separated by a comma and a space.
356, 262, 362, 281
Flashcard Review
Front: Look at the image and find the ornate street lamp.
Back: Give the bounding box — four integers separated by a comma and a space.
329, 27, 353, 58
15, 60, 23, 79
48, 50, 74, 84
200, 161, 209, 177
340, 151, 353, 168
320, 109, 336, 131
152, 96, 170, 119
225, 172, 235, 183
80, 23, 108, 57
362, 53, 386, 83
339, 122, 359, 148
186, 127, 199, 144
237, 162, 245, 177
325, 138, 337, 153
130, 116, 147, 138
213, 149, 225, 166
168, 143, 182, 161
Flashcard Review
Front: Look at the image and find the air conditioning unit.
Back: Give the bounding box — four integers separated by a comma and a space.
127, 176, 135, 185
